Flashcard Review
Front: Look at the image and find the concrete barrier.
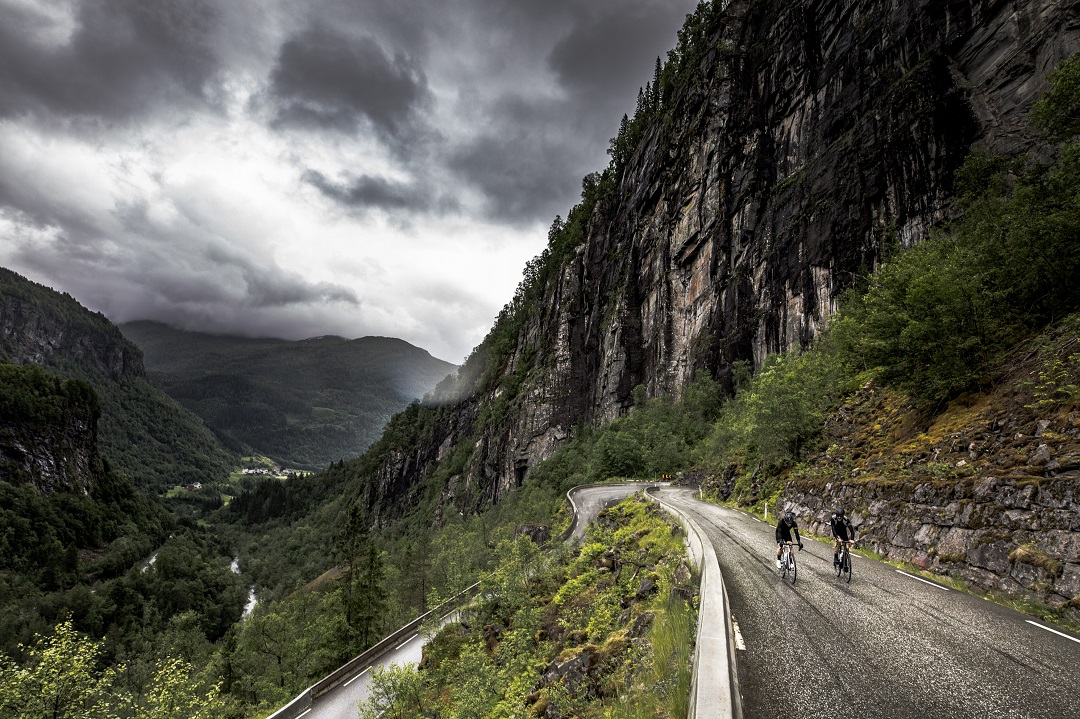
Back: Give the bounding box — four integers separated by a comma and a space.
646, 488, 742, 719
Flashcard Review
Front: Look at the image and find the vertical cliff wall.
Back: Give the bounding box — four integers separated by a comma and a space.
359, 0, 1079, 523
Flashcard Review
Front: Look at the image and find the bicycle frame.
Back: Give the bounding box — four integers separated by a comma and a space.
779, 542, 797, 584
836, 540, 853, 582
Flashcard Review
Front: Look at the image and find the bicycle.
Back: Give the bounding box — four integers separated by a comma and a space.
835, 540, 853, 583
778, 541, 798, 584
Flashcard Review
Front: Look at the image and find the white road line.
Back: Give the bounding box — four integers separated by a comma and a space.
732, 615, 747, 650
394, 634, 418, 650
752, 518, 763, 523
1027, 620, 1080, 644
297, 708, 312, 718
343, 666, 371, 687
896, 570, 950, 591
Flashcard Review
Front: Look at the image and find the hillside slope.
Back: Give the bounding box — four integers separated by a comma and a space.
0, 268, 234, 491
120, 321, 456, 469
769, 316, 1080, 612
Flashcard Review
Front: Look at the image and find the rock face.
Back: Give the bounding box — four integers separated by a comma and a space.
0, 366, 105, 495
0, 268, 144, 380
359, 0, 1079, 522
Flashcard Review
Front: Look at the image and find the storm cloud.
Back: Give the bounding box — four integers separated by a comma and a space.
0, 0, 221, 121
303, 169, 457, 216
0, 0, 701, 361
268, 27, 432, 146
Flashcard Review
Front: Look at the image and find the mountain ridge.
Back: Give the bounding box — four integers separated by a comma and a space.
120, 320, 456, 469
0, 268, 235, 490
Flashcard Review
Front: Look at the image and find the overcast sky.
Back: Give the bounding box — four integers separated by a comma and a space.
0, 0, 699, 362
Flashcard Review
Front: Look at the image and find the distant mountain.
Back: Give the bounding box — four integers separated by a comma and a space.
0, 268, 235, 491
119, 321, 456, 469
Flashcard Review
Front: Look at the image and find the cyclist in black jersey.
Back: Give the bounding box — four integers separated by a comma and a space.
830, 508, 856, 566
775, 512, 803, 568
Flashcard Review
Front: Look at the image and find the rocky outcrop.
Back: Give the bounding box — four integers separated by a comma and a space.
0, 365, 105, 495
360, 0, 1079, 522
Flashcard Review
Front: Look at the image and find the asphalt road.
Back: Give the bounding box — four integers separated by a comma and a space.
566, 482, 659, 542
305, 629, 426, 718
653, 487, 1080, 719
301, 483, 649, 718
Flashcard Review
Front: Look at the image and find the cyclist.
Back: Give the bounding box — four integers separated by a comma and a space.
831, 507, 856, 566
775, 512, 803, 568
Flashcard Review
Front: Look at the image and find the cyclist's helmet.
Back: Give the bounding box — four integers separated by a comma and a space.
784, 512, 795, 524
835, 507, 845, 517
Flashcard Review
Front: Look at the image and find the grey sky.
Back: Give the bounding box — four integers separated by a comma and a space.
0, 0, 700, 362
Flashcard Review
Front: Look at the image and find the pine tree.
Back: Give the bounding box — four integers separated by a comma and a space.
653, 56, 663, 110
336, 504, 386, 649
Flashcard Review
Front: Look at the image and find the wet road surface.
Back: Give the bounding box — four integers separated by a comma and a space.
654, 487, 1080, 719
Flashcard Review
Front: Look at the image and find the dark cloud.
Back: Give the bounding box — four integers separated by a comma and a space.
268, 26, 431, 144
302, 169, 452, 215
440, 0, 699, 225
0, 0, 221, 121
447, 96, 583, 225
548, 4, 685, 109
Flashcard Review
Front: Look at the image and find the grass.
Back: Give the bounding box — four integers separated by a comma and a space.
607, 589, 695, 719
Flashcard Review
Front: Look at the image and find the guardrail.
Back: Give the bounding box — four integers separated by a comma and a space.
265, 581, 479, 719
645, 487, 742, 719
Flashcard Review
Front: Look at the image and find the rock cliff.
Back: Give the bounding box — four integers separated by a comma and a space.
0, 268, 144, 380
0, 364, 105, 495
356, 0, 1079, 523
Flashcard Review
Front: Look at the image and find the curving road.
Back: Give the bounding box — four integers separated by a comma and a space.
566, 482, 661, 542
296, 483, 649, 718
652, 487, 1080, 719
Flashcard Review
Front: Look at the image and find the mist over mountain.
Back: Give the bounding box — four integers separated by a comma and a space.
120, 320, 456, 469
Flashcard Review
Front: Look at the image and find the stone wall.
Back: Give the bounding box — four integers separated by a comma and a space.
783, 476, 1080, 610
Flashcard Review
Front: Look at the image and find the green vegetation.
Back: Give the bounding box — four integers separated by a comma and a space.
359, 496, 696, 719
0, 619, 224, 719
608, 1, 723, 174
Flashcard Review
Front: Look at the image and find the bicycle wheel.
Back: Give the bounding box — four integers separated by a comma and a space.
842, 549, 852, 583
787, 551, 797, 584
